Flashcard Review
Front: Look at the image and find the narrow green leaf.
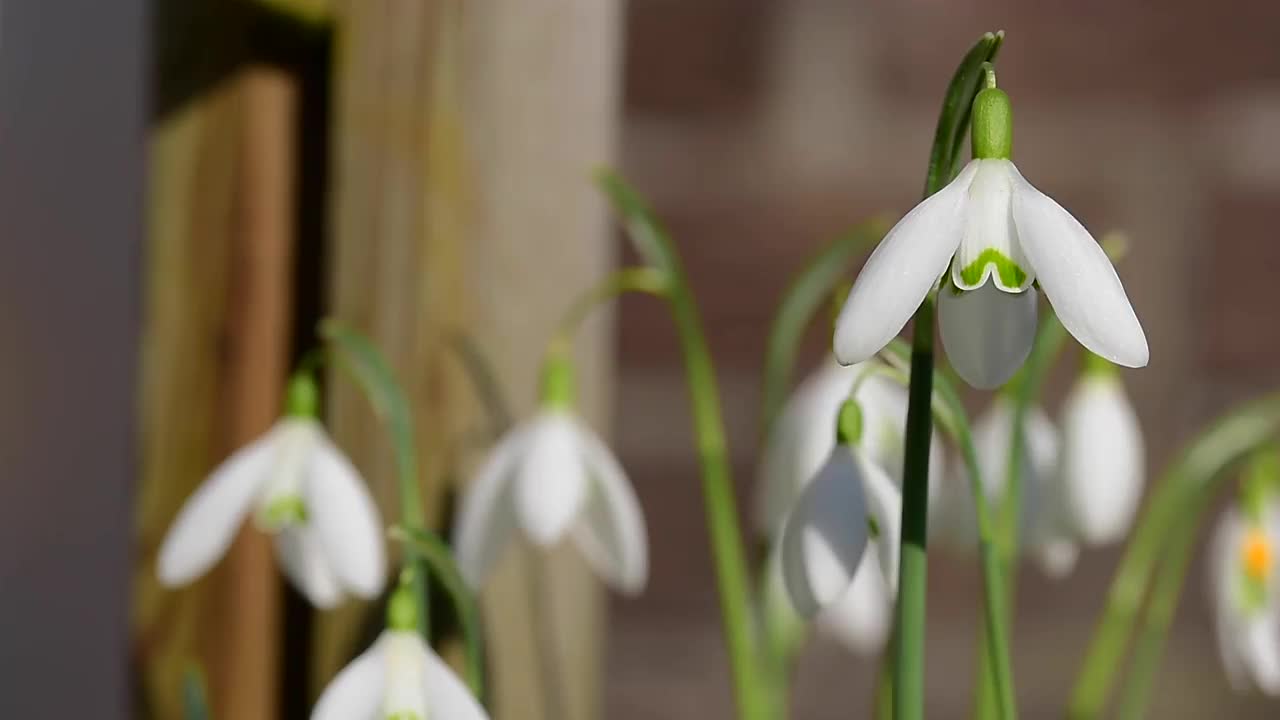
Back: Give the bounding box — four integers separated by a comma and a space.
759, 218, 888, 437
320, 319, 431, 639
392, 526, 488, 705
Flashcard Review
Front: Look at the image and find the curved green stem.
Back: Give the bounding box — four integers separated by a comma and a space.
758, 219, 888, 437
321, 320, 431, 639
551, 266, 669, 351
894, 31, 1006, 720
1068, 392, 1280, 718
391, 525, 488, 702
597, 172, 767, 720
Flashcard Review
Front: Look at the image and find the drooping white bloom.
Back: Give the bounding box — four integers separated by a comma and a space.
1210, 504, 1280, 695
834, 85, 1147, 389
157, 416, 386, 608
756, 357, 945, 539
312, 629, 488, 720
1059, 363, 1145, 546
778, 404, 902, 621
452, 408, 648, 594
937, 397, 1076, 577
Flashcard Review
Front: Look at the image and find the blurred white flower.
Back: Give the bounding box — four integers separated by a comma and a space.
937, 397, 1076, 578
312, 586, 489, 720
452, 408, 648, 594
778, 401, 902, 626
157, 414, 386, 608
1059, 360, 1145, 546
756, 357, 945, 540
834, 87, 1147, 389
1210, 503, 1280, 695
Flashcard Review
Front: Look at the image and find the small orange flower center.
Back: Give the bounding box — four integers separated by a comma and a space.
1241, 529, 1274, 583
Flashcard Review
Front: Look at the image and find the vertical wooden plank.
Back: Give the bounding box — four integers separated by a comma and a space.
134, 65, 298, 720
322, 3, 624, 718
458, 3, 624, 718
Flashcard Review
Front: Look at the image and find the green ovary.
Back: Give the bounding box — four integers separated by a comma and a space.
959, 248, 1027, 289
386, 713, 424, 720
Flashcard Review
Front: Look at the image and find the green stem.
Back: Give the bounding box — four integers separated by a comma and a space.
880, 338, 1017, 720
892, 31, 1006, 719
670, 282, 768, 719
1068, 392, 1280, 717
1114, 491, 1205, 720
552, 266, 669, 350
596, 172, 766, 720
391, 526, 488, 703
320, 320, 431, 639
894, 297, 935, 720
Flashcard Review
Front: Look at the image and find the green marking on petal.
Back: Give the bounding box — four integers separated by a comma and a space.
959, 248, 1027, 289
262, 495, 308, 527
1238, 572, 1270, 615
867, 514, 881, 540
386, 714, 424, 720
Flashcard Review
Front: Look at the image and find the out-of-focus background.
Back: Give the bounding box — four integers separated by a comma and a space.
2, 0, 1279, 718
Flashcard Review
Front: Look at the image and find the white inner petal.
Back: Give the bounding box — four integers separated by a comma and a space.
938, 283, 1038, 390
255, 420, 319, 530
382, 632, 429, 720
951, 159, 1034, 293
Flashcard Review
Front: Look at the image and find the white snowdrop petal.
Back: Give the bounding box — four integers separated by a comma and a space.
817, 548, 892, 656
453, 423, 533, 589
1245, 616, 1280, 695
1034, 539, 1078, 580
938, 283, 1038, 390
571, 421, 649, 594
1209, 509, 1246, 688
1060, 376, 1145, 546
756, 360, 862, 535
1008, 165, 1149, 368
515, 413, 589, 546
310, 638, 386, 720
951, 159, 1034, 292
833, 161, 978, 366
306, 435, 386, 598
157, 427, 278, 586
275, 526, 344, 609
860, 457, 902, 594
416, 634, 490, 719
780, 451, 870, 616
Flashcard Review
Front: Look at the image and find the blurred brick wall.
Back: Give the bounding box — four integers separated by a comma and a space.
605, 1, 1280, 718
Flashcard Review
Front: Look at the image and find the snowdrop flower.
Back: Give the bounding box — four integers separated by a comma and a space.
756, 357, 945, 540
453, 355, 648, 594
779, 399, 902, 623
1210, 501, 1280, 695
938, 396, 1076, 577
157, 373, 386, 608
312, 579, 489, 720
763, 532, 893, 657
1059, 354, 1145, 546
833, 73, 1148, 389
